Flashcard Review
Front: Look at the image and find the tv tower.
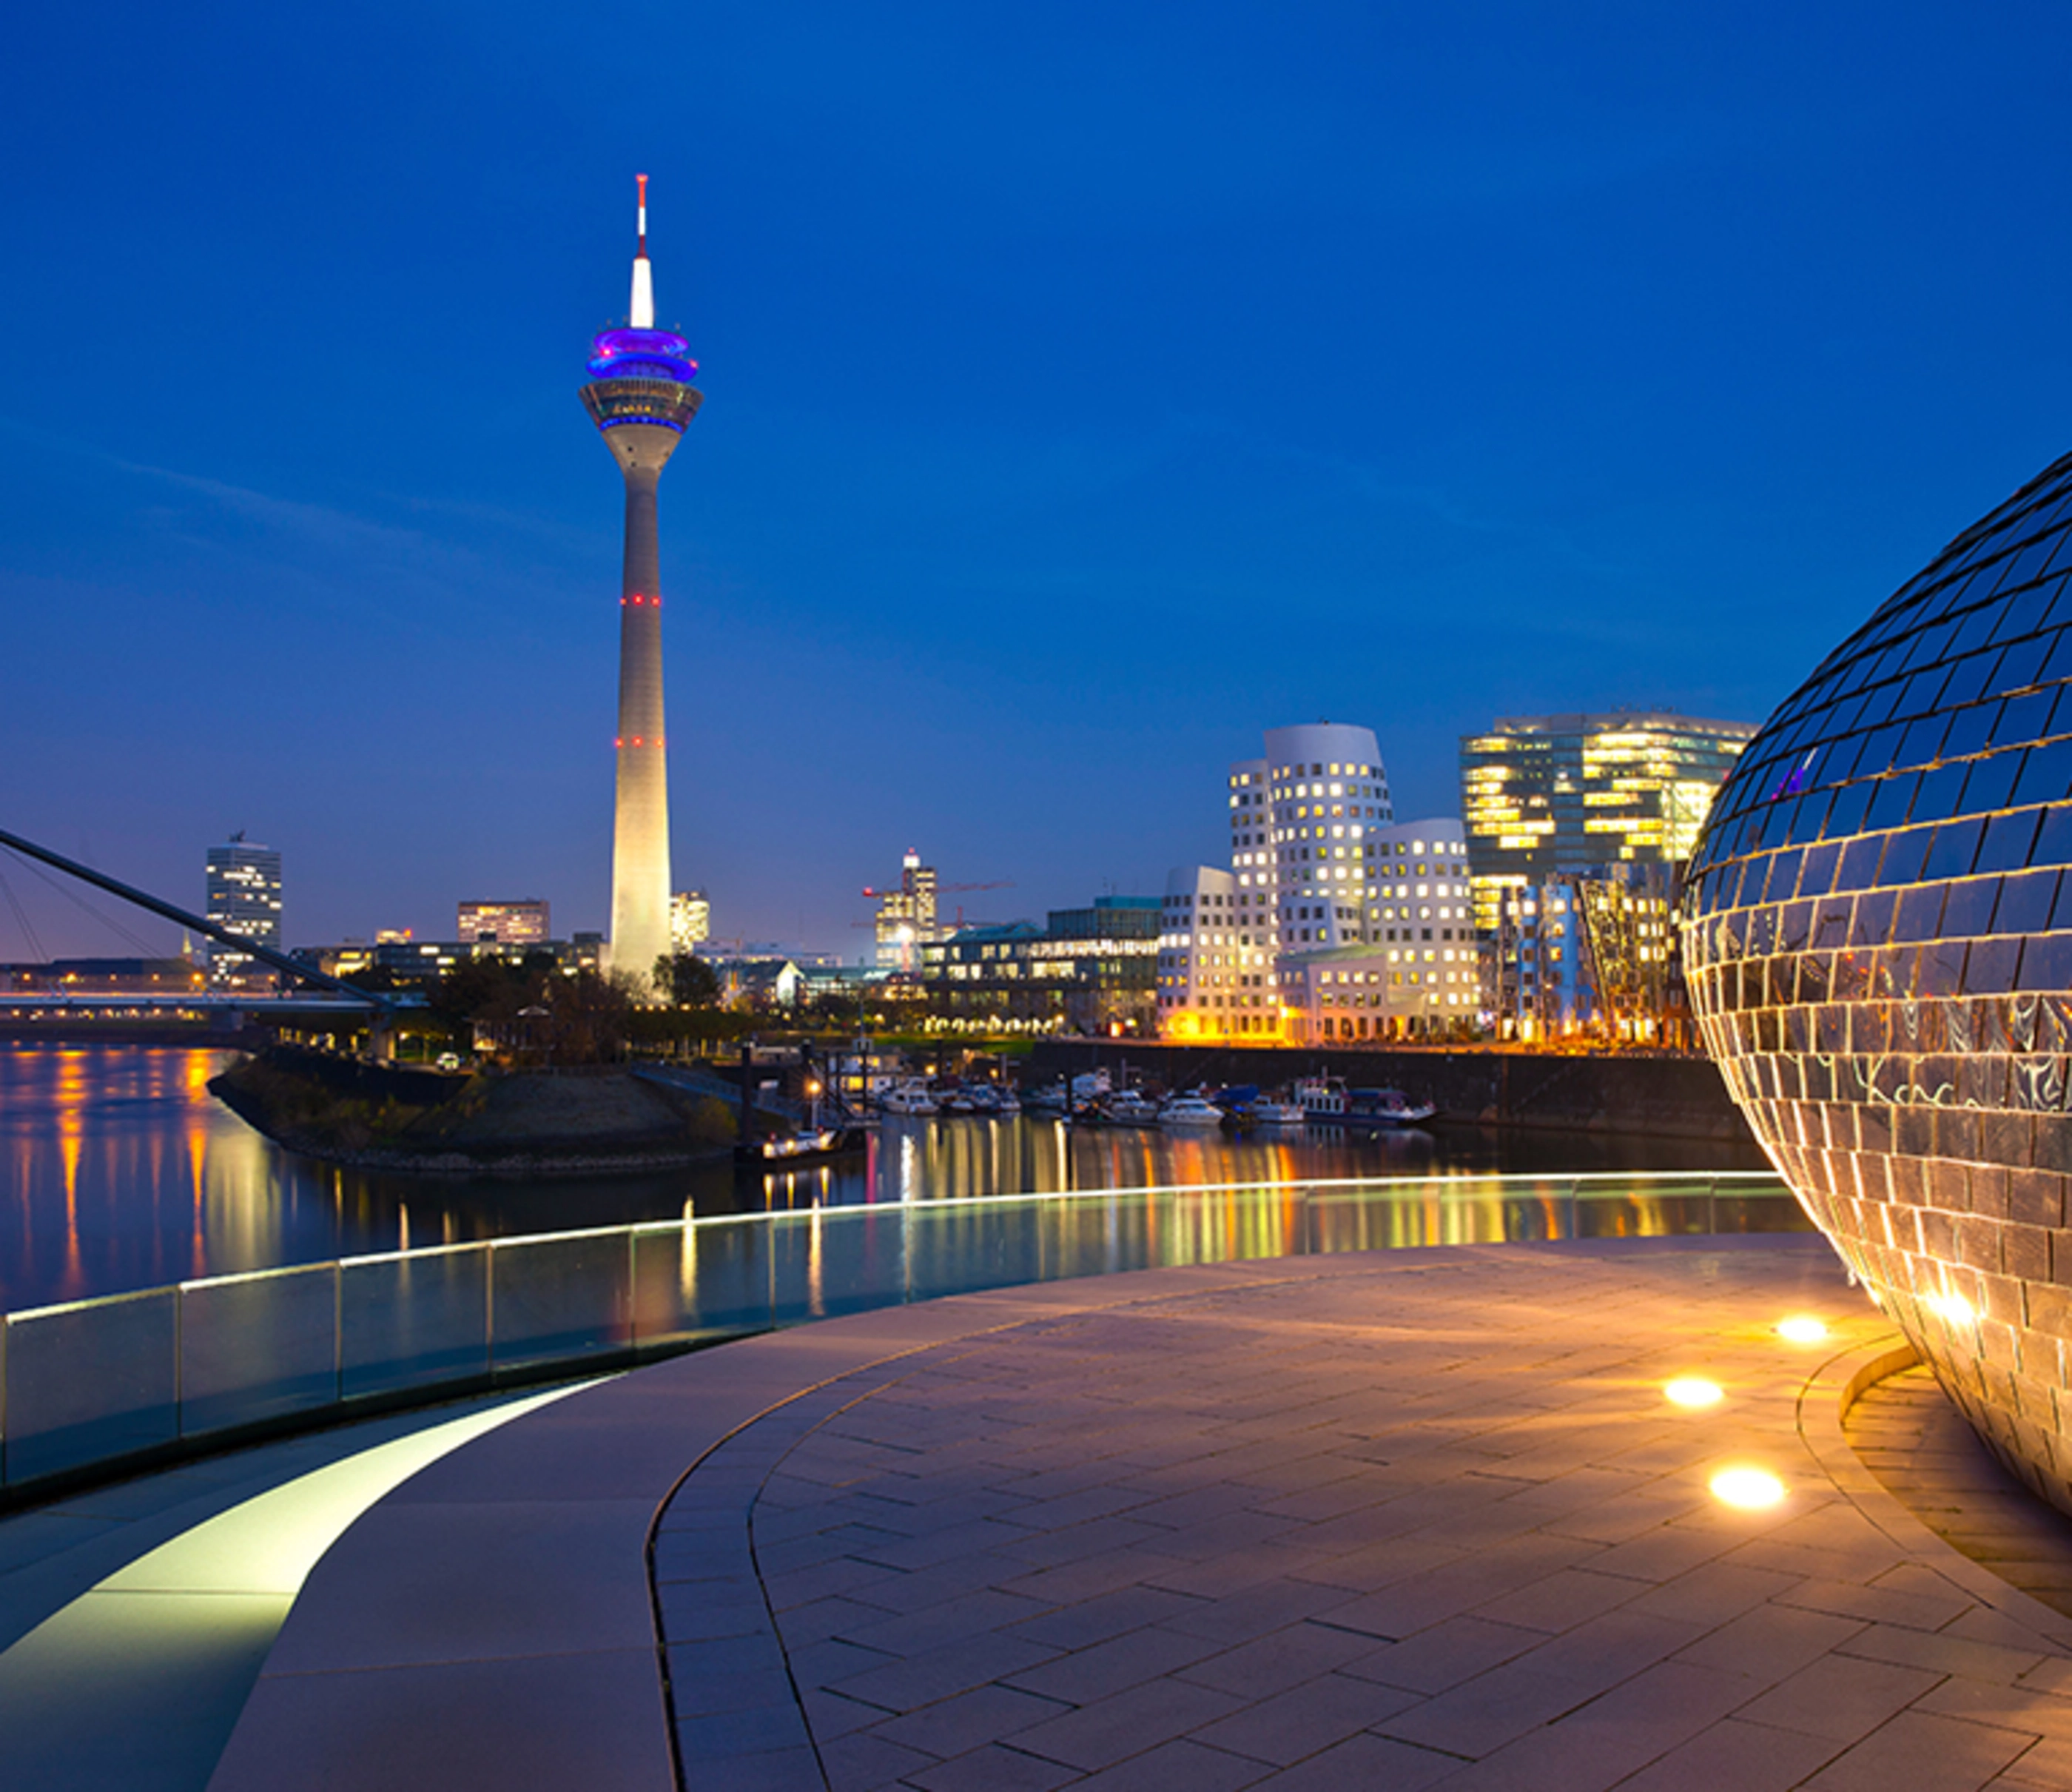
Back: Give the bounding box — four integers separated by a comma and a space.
581, 175, 702, 989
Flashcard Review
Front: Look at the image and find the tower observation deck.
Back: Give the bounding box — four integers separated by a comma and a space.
581, 175, 702, 990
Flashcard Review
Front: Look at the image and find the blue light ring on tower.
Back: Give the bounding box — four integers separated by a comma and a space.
587, 326, 699, 383
580, 381, 705, 433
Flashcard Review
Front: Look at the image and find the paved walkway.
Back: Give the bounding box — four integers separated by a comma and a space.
205, 1240, 2072, 1790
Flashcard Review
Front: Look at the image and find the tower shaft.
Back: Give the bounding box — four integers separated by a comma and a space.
581, 176, 702, 996
610, 449, 671, 981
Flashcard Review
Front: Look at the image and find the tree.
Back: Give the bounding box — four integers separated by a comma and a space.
654, 951, 722, 1010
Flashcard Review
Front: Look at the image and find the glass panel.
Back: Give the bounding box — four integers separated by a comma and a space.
1940, 653, 1998, 709
1993, 870, 2059, 936
1941, 702, 2001, 760
340, 1245, 489, 1397
179, 1265, 338, 1436
3, 1289, 178, 1486
1875, 827, 1931, 887
490, 1232, 634, 1371
674, 1218, 781, 1338
2015, 739, 2072, 808
1994, 635, 2051, 697
1977, 808, 2043, 874
1958, 751, 2025, 816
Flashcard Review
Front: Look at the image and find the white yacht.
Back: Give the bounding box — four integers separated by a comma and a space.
879, 1080, 938, 1116
1101, 1090, 1162, 1127
1159, 1095, 1226, 1128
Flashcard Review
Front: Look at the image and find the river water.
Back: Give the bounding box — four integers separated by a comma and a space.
0, 1044, 1769, 1314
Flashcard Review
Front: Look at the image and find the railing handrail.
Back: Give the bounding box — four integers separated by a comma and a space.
0, 1168, 1800, 1502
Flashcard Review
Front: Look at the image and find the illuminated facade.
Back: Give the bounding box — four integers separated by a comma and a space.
581, 175, 702, 992
457, 900, 550, 947
1164, 725, 1476, 1039
670, 890, 710, 951
923, 898, 1157, 1033
872, 850, 940, 972
204, 835, 281, 985
1494, 866, 1678, 1042
1461, 713, 1754, 931
1684, 445, 2072, 1516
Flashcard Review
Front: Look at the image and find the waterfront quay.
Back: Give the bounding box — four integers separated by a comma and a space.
34, 1234, 2062, 1792
1030, 1040, 1752, 1144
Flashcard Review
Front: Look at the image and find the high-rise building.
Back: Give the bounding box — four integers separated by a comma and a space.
873, 850, 940, 973
1160, 722, 1477, 1041
204, 833, 281, 984
457, 900, 550, 947
1459, 711, 1756, 930
580, 175, 702, 993
670, 890, 710, 952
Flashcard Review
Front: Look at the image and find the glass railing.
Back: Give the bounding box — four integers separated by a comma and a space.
0, 1171, 1801, 1495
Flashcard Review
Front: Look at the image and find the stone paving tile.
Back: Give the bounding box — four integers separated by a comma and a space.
1003, 1622, 1231, 1705
1611, 1715, 1846, 1792
1732, 1646, 1945, 1742
1175, 1618, 1383, 1699
1067, 1736, 1272, 1791
1245, 1731, 1468, 1789
1006, 1583, 1208, 1651
1005, 1674, 1248, 1772
827, 1629, 1060, 1714
903, 1740, 1083, 1791
1803, 1708, 2039, 1790
864, 1682, 1069, 1759
1432, 1658, 1756, 1791
1340, 1612, 1550, 1694
1190, 1669, 1423, 1766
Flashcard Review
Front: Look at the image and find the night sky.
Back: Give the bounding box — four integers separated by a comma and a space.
6, 3, 2072, 960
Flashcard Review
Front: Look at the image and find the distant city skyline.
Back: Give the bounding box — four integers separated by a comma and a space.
6, 5, 2072, 958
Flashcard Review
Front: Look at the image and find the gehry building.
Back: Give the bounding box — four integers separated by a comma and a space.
1684, 447, 2072, 1515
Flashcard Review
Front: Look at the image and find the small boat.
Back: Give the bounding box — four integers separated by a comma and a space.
1159, 1095, 1227, 1128
1251, 1097, 1309, 1127
1348, 1087, 1437, 1127
1023, 1081, 1068, 1114
938, 1085, 977, 1114
879, 1080, 938, 1116
1101, 1090, 1162, 1127
994, 1087, 1021, 1116
737, 1124, 867, 1166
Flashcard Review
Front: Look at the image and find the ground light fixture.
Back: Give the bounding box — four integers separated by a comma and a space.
1775, 1315, 1829, 1344
1709, 1466, 1788, 1510
1663, 1377, 1724, 1409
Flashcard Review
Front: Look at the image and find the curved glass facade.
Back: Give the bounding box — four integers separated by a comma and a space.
1684, 446, 2072, 1513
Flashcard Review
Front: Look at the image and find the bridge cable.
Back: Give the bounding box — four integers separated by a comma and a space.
0, 858, 58, 993
1, 845, 166, 958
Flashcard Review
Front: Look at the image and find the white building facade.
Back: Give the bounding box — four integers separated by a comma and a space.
1163, 722, 1482, 1042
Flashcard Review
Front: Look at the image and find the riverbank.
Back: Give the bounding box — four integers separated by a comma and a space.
1030, 1038, 1752, 1143
208, 1047, 737, 1175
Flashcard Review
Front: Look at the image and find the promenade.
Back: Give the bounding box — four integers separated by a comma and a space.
188, 1235, 2072, 1791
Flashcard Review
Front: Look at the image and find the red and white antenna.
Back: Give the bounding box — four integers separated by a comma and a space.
630, 173, 655, 329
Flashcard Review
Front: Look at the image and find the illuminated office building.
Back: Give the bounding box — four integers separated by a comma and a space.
670, 890, 710, 952
457, 899, 550, 947
1460, 713, 1755, 931
1684, 444, 2072, 1517
581, 175, 702, 991
873, 851, 939, 973
204, 834, 281, 984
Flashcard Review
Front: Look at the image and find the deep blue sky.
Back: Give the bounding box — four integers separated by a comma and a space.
6, 3, 2072, 959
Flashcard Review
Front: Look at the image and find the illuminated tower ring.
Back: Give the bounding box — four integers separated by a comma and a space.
581, 175, 702, 989
1684, 446, 2072, 1514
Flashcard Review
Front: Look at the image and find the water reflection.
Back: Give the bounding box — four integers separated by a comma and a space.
0, 1044, 1770, 1313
